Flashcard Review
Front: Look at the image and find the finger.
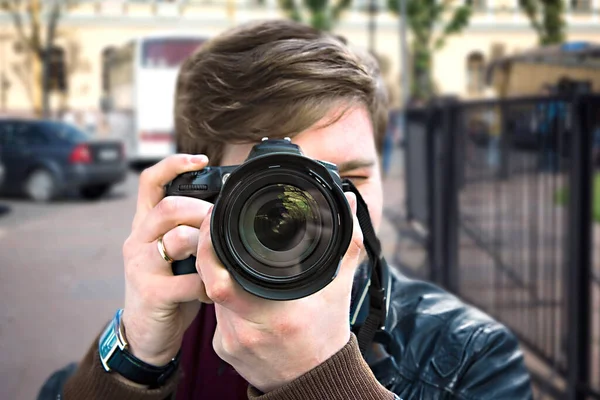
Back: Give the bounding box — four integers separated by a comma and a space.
158, 274, 213, 304
133, 196, 213, 243
127, 240, 213, 304
195, 212, 233, 303
161, 225, 200, 261
195, 210, 257, 312
133, 154, 209, 231
337, 192, 364, 282
346, 191, 357, 217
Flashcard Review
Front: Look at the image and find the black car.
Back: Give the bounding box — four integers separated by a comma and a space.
0, 149, 5, 189
0, 118, 127, 201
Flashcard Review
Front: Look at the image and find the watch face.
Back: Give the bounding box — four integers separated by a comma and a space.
98, 319, 119, 371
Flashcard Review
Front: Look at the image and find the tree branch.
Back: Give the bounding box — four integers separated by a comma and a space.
519, 0, 544, 36
1, 0, 36, 52
331, 0, 351, 23
47, 0, 62, 48
278, 0, 303, 22
432, 4, 471, 49
26, 0, 42, 55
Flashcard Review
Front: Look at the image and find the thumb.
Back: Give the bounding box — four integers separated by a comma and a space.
345, 191, 357, 216
339, 191, 363, 276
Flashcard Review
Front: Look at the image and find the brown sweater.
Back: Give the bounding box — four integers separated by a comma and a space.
63, 334, 395, 400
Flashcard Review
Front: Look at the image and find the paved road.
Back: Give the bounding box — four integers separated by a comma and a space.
0, 174, 137, 400
0, 148, 409, 400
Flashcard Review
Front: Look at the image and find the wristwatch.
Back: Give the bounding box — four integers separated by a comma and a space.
98, 309, 180, 387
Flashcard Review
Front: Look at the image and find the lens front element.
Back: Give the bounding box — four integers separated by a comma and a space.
210, 153, 353, 301
239, 184, 322, 271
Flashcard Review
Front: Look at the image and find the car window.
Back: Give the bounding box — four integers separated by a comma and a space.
0, 122, 29, 147
39, 121, 89, 144
23, 125, 51, 146
0, 123, 7, 146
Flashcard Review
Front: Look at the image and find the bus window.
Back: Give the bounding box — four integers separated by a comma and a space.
142, 38, 206, 68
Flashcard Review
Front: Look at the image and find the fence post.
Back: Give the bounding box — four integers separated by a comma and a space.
425, 102, 439, 284
565, 95, 593, 400
428, 97, 460, 291
444, 99, 460, 293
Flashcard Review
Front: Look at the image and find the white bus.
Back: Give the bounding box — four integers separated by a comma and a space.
104, 33, 208, 167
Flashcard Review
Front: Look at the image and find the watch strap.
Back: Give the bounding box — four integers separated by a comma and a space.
109, 347, 180, 388
99, 309, 180, 388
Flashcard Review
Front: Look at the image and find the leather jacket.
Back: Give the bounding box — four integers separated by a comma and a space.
38, 266, 533, 400
352, 265, 534, 400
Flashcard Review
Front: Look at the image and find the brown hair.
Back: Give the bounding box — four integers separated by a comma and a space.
175, 19, 389, 165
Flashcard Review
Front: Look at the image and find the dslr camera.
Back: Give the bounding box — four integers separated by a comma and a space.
165, 138, 353, 301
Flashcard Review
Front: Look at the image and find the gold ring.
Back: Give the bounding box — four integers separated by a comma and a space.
157, 236, 174, 263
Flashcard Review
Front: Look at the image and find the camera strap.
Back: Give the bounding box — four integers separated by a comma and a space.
342, 179, 389, 358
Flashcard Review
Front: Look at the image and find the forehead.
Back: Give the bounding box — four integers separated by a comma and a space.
222, 106, 377, 166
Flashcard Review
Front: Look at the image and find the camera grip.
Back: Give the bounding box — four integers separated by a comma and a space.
172, 256, 198, 275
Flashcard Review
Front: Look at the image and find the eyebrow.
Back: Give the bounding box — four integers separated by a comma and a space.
336, 159, 376, 174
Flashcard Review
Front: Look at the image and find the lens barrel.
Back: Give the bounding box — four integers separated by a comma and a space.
210, 153, 352, 301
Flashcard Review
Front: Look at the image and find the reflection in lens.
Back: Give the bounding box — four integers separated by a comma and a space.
253, 198, 307, 251
239, 184, 322, 269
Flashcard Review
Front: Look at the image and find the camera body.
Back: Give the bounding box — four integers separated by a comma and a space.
165, 138, 353, 301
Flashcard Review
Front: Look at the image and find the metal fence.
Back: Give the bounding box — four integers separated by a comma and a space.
403, 94, 600, 400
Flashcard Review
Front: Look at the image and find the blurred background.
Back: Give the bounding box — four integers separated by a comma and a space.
0, 0, 598, 399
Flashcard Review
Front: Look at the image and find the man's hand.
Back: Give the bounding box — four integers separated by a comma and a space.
199, 192, 364, 393
121, 154, 213, 367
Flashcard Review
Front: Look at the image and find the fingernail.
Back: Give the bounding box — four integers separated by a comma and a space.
190, 154, 208, 164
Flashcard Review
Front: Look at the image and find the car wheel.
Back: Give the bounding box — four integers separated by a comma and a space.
80, 184, 111, 200
25, 169, 57, 202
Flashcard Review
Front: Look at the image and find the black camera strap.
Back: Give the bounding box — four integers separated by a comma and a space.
342, 179, 389, 358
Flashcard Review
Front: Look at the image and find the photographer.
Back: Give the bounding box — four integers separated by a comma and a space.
48, 20, 532, 399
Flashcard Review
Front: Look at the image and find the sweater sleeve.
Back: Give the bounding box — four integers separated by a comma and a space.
246, 334, 395, 400
63, 334, 182, 400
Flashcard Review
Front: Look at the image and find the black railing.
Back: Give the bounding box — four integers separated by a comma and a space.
403, 94, 600, 399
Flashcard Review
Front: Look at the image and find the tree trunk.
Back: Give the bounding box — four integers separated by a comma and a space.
411, 44, 432, 101
31, 53, 43, 117
30, 0, 44, 117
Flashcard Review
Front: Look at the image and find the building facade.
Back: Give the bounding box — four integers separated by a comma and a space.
0, 0, 598, 117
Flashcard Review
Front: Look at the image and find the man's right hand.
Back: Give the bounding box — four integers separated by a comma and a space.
120, 154, 213, 367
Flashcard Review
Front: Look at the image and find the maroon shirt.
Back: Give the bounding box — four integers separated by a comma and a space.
176, 304, 250, 399
175, 264, 369, 399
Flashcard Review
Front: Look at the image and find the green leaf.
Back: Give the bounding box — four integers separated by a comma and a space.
442, 6, 472, 36
518, 0, 565, 45
388, 0, 472, 100
278, 0, 303, 22
275, 0, 352, 30
433, 37, 445, 50
305, 0, 327, 13
310, 10, 331, 30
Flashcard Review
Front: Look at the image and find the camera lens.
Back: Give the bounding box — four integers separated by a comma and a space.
239, 184, 322, 270
254, 199, 306, 252
209, 151, 353, 301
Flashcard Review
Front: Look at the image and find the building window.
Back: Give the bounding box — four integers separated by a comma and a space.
570, 0, 591, 12
466, 51, 485, 95
101, 46, 116, 94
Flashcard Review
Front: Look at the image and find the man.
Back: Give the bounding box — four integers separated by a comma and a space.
48, 20, 532, 399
